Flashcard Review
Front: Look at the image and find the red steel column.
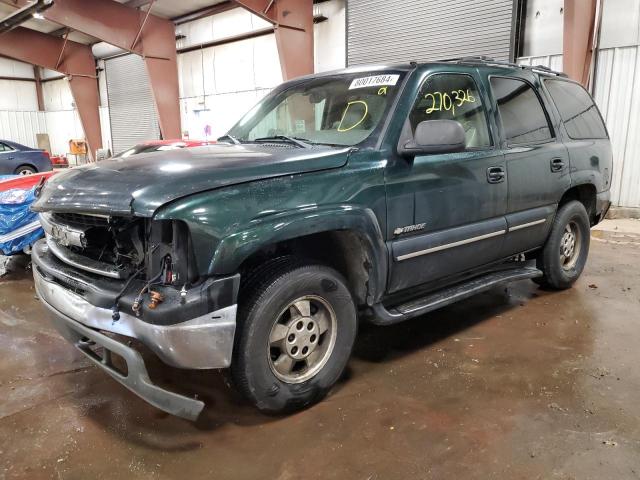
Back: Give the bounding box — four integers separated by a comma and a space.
234, 0, 314, 80
563, 0, 598, 87
2, 0, 182, 139
0, 27, 102, 158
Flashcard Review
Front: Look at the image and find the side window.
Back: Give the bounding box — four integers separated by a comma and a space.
544, 79, 608, 139
0, 143, 9, 152
410, 74, 491, 149
490, 77, 553, 145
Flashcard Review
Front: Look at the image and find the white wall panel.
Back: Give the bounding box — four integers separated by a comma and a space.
0, 58, 35, 78
180, 88, 271, 141
314, 0, 346, 72
0, 111, 46, 148
175, 8, 271, 50
42, 78, 75, 111
593, 46, 640, 208
0, 80, 38, 111
44, 110, 84, 156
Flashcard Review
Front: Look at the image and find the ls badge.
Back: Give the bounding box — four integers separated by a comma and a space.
393, 223, 426, 236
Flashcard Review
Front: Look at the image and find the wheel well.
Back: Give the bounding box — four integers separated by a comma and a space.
559, 184, 597, 225
237, 231, 374, 307
14, 164, 36, 173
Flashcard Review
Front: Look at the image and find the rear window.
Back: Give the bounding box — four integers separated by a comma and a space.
544, 79, 608, 140
490, 77, 553, 145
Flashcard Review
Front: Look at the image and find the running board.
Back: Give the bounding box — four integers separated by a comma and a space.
369, 267, 542, 326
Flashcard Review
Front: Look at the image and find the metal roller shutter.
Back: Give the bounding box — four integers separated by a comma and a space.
347, 0, 516, 66
105, 54, 160, 154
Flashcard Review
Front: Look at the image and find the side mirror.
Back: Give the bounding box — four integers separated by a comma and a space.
398, 119, 466, 157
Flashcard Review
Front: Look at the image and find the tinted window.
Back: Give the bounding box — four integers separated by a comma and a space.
544, 79, 608, 139
410, 74, 491, 148
490, 77, 553, 145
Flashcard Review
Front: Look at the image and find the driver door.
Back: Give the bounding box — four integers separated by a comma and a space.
385, 72, 508, 293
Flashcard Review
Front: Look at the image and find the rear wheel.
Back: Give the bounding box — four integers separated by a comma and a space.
231, 259, 357, 413
535, 200, 590, 289
15, 165, 36, 175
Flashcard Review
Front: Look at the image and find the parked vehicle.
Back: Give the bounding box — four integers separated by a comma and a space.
30, 58, 612, 420
111, 139, 213, 159
0, 140, 53, 175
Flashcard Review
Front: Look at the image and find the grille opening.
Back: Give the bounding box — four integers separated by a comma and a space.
53, 213, 110, 229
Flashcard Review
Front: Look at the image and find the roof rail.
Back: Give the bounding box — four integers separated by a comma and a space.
439, 56, 567, 77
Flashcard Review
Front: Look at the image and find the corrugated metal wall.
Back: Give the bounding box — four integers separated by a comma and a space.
347, 0, 515, 65
0, 111, 47, 148
105, 54, 160, 154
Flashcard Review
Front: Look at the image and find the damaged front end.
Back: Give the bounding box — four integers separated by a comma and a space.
32, 211, 239, 420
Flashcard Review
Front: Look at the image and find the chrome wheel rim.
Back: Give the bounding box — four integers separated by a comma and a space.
560, 220, 581, 270
18, 169, 33, 175
267, 295, 337, 384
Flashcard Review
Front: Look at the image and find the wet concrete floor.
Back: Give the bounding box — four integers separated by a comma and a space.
1, 232, 639, 479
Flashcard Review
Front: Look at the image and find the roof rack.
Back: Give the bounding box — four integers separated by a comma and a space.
439, 56, 568, 77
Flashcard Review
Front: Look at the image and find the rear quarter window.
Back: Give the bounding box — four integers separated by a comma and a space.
544, 79, 608, 140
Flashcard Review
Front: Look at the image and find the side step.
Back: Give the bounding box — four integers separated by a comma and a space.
369, 266, 542, 326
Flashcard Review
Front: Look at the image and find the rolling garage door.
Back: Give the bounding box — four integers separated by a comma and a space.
347, 0, 516, 66
105, 54, 160, 155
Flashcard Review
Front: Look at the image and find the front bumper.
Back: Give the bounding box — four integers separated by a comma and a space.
32, 237, 239, 420
34, 266, 237, 369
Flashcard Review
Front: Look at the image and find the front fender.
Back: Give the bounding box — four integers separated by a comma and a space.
210, 205, 388, 303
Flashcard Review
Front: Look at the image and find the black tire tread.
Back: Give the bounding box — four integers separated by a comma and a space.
536, 200, 590, 290
231, 256, 347, 409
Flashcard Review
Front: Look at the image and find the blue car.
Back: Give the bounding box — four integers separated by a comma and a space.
0, 140, 53, 175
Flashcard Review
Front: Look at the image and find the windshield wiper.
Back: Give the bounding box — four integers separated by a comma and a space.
253, 135, 312, 148
218, 134, 242, 145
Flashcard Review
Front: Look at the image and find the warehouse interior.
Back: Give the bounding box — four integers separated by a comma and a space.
1, 0, 640, 478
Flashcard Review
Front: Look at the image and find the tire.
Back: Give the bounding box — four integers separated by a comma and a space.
535, 200, 590, 290
231, 258, 357, 414
15, 165, 36, 175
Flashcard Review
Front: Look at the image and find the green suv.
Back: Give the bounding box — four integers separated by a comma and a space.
31, 57, 612, 420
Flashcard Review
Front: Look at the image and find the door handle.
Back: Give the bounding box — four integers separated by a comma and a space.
550, 158, 565, 172
487, 166, 505, 184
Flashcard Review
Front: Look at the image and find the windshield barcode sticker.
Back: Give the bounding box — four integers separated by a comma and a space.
349, 74, 400, 90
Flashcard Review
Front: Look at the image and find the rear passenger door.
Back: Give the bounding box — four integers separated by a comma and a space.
487, 75, 571, 257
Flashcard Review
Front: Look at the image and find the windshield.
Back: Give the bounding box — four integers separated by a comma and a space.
227, 71, 407, 147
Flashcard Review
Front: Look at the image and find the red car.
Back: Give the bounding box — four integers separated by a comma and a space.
112, 139, 213, 159
0, 171, 56, 192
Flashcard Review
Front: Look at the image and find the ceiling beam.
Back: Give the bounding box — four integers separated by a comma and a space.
0, 0, 181, 139
0, 26, 102, 158
234, 0, 313, 80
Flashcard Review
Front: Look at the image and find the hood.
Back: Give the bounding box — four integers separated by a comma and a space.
32, 143, 351, 217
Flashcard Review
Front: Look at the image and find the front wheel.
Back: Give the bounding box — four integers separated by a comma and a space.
535, 200, 591, 290
231, 260, 357, 414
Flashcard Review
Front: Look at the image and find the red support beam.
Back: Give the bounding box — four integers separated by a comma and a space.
0, 27, 102, 159
563, 0, 598, 87
1, 0, 181, 139
33, 66, 44, 111
234, 0, 314, 80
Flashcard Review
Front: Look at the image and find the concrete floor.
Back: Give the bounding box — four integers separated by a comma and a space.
1, 222, 639, 480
